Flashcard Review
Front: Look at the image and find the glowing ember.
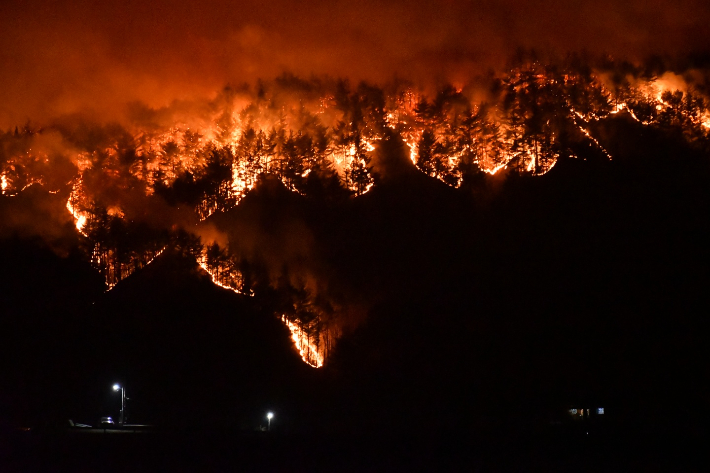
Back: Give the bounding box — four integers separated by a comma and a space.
94, 245, 167, 291
1, 174, 7, 194
281, 315, 324, 368
610, 102, 645, 123
197, 251, 244, 295
572, 110, 613, 160
144, 246, 166, 267
483, 162, 507, 175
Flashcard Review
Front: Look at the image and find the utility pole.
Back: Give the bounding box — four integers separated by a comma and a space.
113, 384, 126, 425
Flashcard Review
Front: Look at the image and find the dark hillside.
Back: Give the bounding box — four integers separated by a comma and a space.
88, 247, 320, 430
321, 124, 709, 440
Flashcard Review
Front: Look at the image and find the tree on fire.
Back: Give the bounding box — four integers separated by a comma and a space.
81, 206, 169, 288
5, 53, 710, 351
333, 81, 379, 195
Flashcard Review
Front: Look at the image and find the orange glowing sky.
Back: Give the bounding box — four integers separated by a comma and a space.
1, 0, 709, 127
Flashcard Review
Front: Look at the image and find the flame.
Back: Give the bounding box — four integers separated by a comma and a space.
49, 68, 710, 216
198, 259, 242, 294
197, 251, 244, 294
408, 142, 417, 165
281, 315, 324, 368
0, 172, 45, 196
66, 198, 87, 235
66, 180, 89, 235
526, 153, 536, 173
4, 69, 706, 214
231, 154, 259, 205
145, 247, 166, 266
92, 245, 167, 291
571, 110, 613, 160
483, 161, 507, 175
4, 68, 710, 369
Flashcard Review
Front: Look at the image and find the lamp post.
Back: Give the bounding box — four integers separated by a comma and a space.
113, 384, 126, 425
267, 412, 274, 431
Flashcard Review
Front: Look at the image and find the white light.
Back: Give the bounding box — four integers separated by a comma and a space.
597, 407, 604, 415
113, 384, 120, 391
267, 412, 274, 420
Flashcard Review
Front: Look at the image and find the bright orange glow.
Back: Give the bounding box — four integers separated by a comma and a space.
608, 102, 644, 123
231, 159, 259, 205
572, 110, 613, 160
281, 315, 324, 368
525, 153, 536, 173
483, 162, 507, 175
4, 67, 709, 368
406, 140, 417, 165
94, 246, 166, 291
197, 251, 244, 294
66, 186, 88, 235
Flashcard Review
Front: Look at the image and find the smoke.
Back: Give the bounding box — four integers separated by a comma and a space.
2, 0, 710, 128
0, 187, 77, 255
196, 222, 229, 248
2, 0, 710, 358
201, 175, 323, 292
370, 132, 418, 182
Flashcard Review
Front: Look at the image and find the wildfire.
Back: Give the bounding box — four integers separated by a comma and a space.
197, 251, 244, 295
483, 162, 507, 175
406, 140, 417, 165
231, 160, 258, 205
4, 63, 710, 368
525, 153, 536, 173
66, 198, 87, 235
571, 110, 613, 160
144, 246, 166, 267
91, 245, 167, 290
281, 315, 324, 368
66, 181, 89, 235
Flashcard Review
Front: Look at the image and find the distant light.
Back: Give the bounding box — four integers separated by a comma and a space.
267, 412, 274, 420
568, 408, 577, 415
597, 407, 604, 415
113, 384, 120, 391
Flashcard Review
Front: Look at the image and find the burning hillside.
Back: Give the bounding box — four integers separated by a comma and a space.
2, 56, 710, 367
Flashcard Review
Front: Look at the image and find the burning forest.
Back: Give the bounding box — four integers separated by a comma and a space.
2, 0, 710, 468
2, 55, 710, 367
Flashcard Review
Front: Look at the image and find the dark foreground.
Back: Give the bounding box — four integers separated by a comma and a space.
1, 424, 704, 472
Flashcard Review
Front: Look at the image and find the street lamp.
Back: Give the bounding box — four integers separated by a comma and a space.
113, 384, 126, 425
267, 412, 274, 431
